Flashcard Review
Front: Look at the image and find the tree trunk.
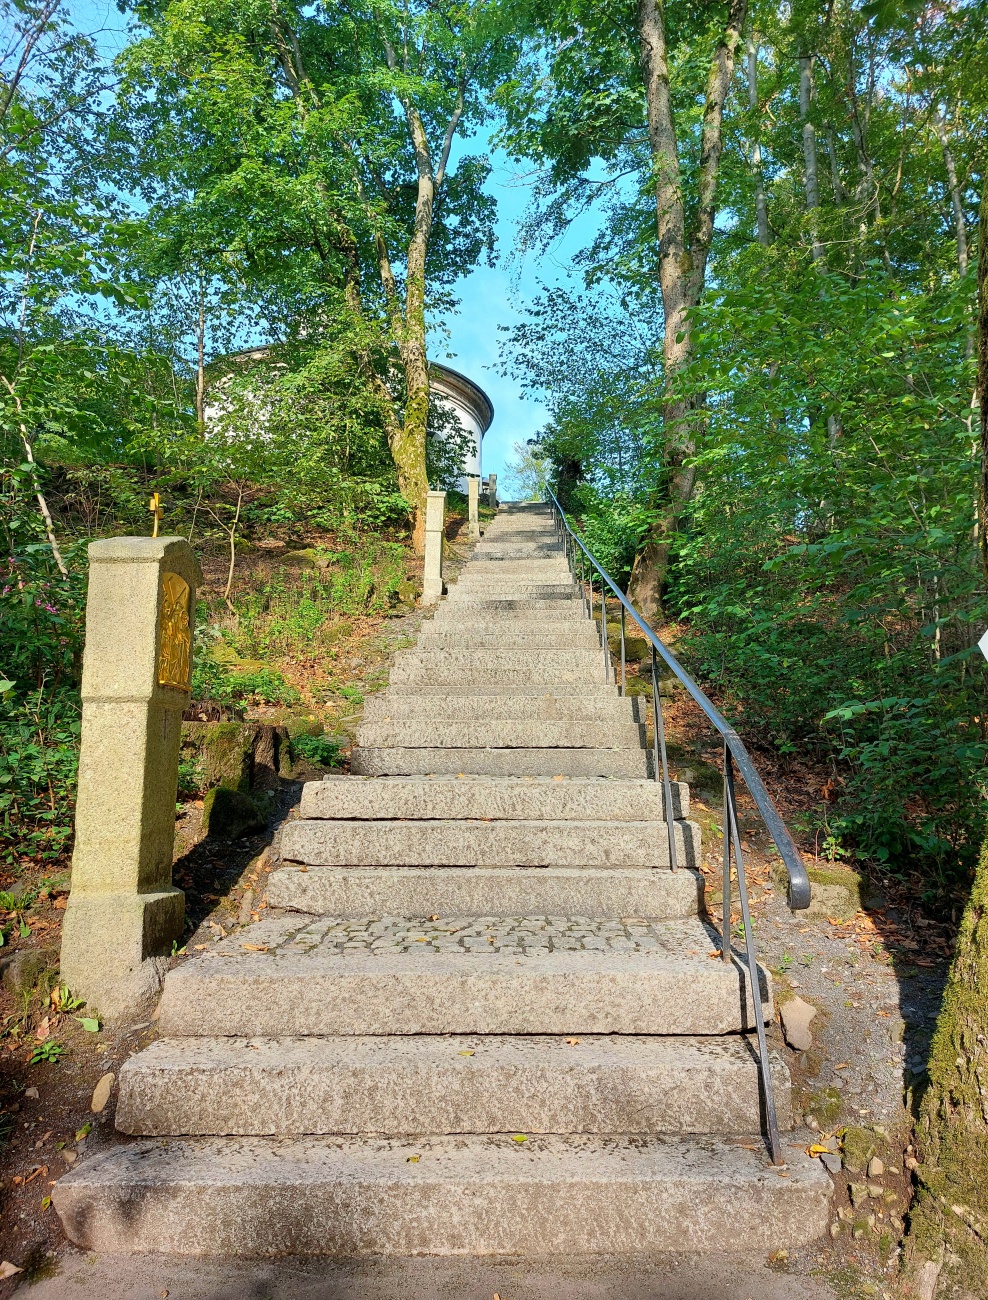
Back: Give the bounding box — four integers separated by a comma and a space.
746, 39, 769, 247
902, 172, 988, 1300
628, 0, 746, 619
799, 54, 823, 262
395, 98, 435, 554
195, 273, 206, 430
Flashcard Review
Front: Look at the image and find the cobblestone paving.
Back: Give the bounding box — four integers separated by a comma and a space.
219, 914, 721, 958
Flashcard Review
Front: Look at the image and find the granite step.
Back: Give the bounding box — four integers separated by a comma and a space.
279, 817, 698, 868
393, 647, 604, 667
389, 663, 609, 687
439, 598, 584, 610
354, 720, 644, 750
447, 583, 577, 595
267, 865, 700, 918
361, 694, 642, 721
296, 774, 686, 820
416, 629, 602, 649
53, 1133, 829, 1256
115, 1034, 791, 1137
156, 915, 767, 1037
350, 748, 650, 776
465, 558, 571, 570
378, 682, 619, 696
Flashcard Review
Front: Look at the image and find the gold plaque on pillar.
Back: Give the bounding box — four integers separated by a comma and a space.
158, 572, 192, 690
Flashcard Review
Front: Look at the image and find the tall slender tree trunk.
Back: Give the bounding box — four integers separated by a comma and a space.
195, 271, 206, 430
901, 173, 988, 1300
627, 0, 747, 620
747, 39, 769, 247
393, 100, 436, 555
937, 119, 969, 277
799, 54, 823, 262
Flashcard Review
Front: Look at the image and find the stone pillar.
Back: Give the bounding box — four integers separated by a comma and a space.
61, 538, 195, 1020
467, 476, 481, 541
421, 490, 446, 605
486, 473, 498, 510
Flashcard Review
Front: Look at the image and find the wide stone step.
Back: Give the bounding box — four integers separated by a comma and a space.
472, 549, 564, 560
429, 607, 587, 624
351, 747, 650, 776
452, 581, 576, 593
428, 609, 588, 626
354, 720, 643, 750
280, 817, 697, 868
362, 693, 642, 721
389, 663, 608, 686
448, 583, 576, 595
417, 629, 601, 649
387, 670, 611, 691
267, 866, 700, 918
465, 559, 570, 572
53, 1133, 830, 1256
379, 682, 619, 697
399, 646, 603, 667
297, 774, 685, 820
116, 1034, 790, 1137
156, 915, 766, 1037
442, 597, 583, 610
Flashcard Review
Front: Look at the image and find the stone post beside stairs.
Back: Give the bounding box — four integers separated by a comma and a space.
421, 490, 446, 604
486, 473, 498, 509
60, 537, 195, 1021
468, 476, 481, 540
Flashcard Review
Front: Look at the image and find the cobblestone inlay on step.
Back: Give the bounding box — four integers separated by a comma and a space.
206, 912, 727, 958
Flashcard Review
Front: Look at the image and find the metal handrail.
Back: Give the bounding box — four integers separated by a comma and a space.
544, 487, 810, 1166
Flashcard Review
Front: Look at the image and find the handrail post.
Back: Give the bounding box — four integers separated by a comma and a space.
722, 741, 733, 964
651, 646, 679, 872
601, 584, 609, 682
725, 751, 783, 1165
620, 604, 626, 697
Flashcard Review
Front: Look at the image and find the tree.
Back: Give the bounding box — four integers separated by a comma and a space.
116, 0, 512, 549
498, 0, 748, 614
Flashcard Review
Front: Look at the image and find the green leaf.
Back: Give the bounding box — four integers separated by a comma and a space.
76, 1017, 100, 1033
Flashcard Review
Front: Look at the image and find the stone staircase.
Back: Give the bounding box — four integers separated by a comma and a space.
53, 502, 831, 1256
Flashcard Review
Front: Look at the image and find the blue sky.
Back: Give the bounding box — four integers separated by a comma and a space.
427, 142, 599, 485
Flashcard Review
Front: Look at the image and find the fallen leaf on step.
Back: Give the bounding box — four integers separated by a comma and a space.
406, 1155, 421, 1163
458, 1050, 475, 1056
24, 1165, 47, 1184
708, 951, 721, 959
428, 914, 440, 921
565, 1038, 580, 1046
34, 1018, 50, 1041
834, 1062, 850, 1070
808, 1144, 830, 1157
193, 944, 208, 951
512, 1134, 528, 1143
0, 1263, 23, 1279
242, 944, 269, 952
298, 867, 308, 873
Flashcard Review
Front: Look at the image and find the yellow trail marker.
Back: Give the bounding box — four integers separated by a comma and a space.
148, 492, 164, 538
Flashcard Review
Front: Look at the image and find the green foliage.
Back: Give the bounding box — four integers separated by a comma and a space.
29, 1040, 66, 1065
500, 0, 988, 887
0, 473, 85, 864
191, 660, 299, 707
226, 540, 409, 662
672, 258, 985, 881
290, 733, 342, 768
